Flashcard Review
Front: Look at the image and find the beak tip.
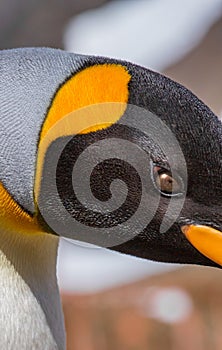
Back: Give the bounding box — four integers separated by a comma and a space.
181, 224, 222, 266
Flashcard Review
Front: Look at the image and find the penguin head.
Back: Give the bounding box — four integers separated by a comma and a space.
1, 48, 221, 269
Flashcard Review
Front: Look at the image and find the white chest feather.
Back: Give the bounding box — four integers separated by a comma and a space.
0, 249, 58, 350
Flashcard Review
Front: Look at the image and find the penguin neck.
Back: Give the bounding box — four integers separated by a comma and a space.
0, 228, 65, 350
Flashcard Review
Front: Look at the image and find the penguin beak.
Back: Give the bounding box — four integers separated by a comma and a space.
182, 225, 222, 266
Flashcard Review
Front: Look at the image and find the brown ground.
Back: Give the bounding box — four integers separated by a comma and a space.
62, 266, 222, 350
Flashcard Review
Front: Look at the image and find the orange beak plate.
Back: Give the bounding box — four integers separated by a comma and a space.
182, 224, 222, 266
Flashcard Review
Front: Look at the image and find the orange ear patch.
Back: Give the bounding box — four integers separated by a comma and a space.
40, 64, 131, 140
35, 63, 131, 208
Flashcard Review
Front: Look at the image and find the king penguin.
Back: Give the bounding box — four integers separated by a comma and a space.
0, 47, 221, 349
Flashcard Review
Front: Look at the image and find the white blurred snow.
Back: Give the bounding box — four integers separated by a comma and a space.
58, 0, 222, 293
140, 287, 193, 323
64, 0, 222, 71
57, 239, 177, 293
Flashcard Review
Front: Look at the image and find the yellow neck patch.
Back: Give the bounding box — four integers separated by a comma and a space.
0, 182, 40, 234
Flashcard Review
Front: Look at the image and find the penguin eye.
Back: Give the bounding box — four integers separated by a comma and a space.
152, 165, 184, 197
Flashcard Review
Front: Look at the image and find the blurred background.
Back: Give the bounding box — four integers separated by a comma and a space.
1, 0, 222, 349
